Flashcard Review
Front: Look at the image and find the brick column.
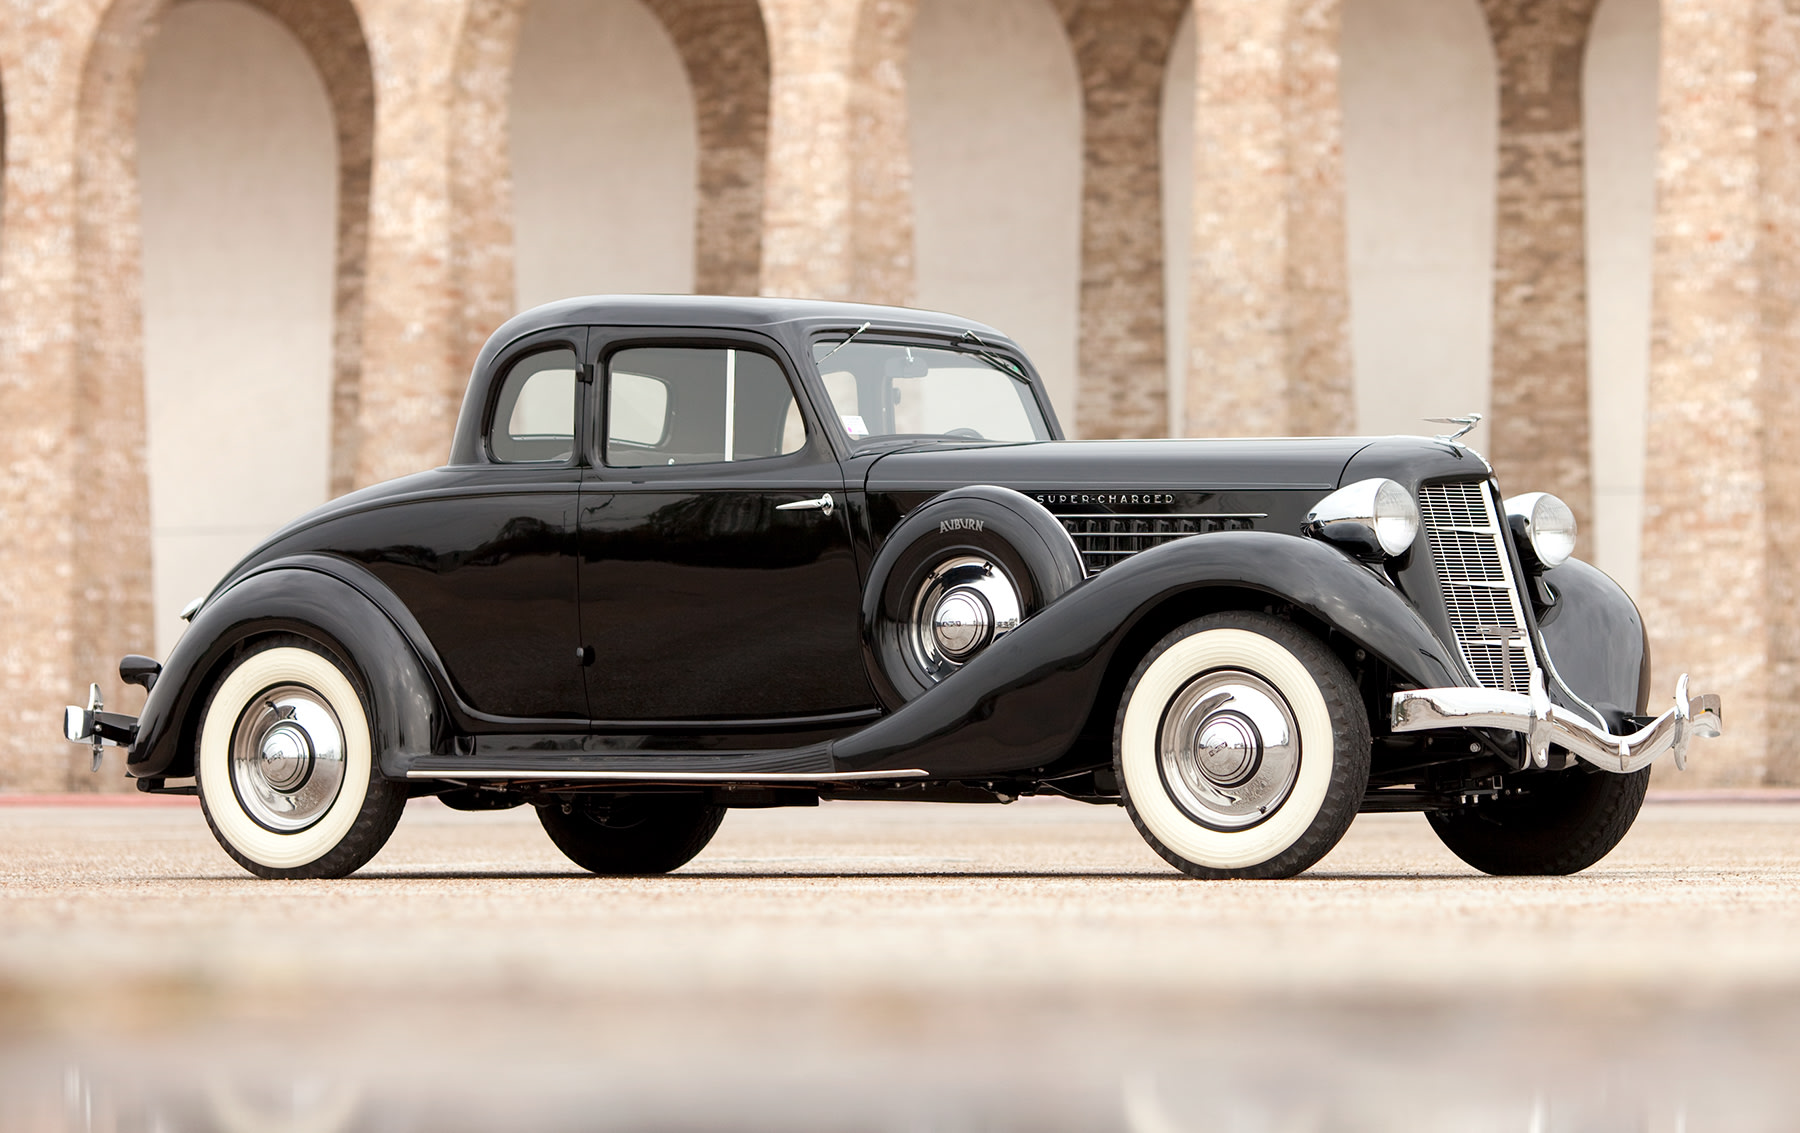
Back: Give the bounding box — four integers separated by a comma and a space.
1759, 0, 1800, 786
1184, 0, 1351, 438
759, 0, 916, 303
446, 0, 525, 386
355, 0, 468, 487
0, 0, 114, 790
1479, 0, 1599, 541
646, 0, 771, 297
1058, 0, 1188, 440
1643, 0, 1767, 784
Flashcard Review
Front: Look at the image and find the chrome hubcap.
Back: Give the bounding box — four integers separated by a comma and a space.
1158, 670, 1300, 830
909, 555, 1022, 680
229, 685, 347, 833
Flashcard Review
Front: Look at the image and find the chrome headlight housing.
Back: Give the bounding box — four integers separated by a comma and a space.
1305, 478, 1420, 559
1504, 491, 1576, 569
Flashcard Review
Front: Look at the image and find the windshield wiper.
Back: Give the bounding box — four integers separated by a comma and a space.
958, 331, 1029, 383
816, 321, 871, 364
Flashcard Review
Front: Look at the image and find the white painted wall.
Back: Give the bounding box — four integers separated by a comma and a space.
1161, 6, 1193, 438
510, 0, 696, 311
1584, 0, 1659, 594
138, 1, 338, 656
1341, 0, 1498, 451
908, 0, 1083, 432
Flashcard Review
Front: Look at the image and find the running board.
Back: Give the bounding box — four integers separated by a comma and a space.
405, 746, 927, 784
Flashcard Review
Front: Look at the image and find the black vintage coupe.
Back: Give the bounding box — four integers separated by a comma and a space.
65, 296, 1722, 879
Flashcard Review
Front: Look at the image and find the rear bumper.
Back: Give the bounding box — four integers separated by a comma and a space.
1391, 673, 1723, 774
63, 684, 140, 773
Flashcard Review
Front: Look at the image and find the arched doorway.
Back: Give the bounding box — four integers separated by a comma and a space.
509, 0, 698, 309
134, 0, 368, 657
1340, 0, 1499, 451
908, 0, 1083, 430
1583, 0, 1659, 594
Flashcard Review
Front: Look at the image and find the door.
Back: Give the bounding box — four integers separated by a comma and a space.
360, 331, 589, 720
579, 333, 874, 721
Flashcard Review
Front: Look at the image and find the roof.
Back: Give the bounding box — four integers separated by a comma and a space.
488, 294, 1010, 348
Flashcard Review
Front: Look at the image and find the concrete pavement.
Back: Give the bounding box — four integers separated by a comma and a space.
2, 794, 1797, 1130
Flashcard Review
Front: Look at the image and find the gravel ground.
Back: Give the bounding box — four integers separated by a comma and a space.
2, 795, 1797, 1131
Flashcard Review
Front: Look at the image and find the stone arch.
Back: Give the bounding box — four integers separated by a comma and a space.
1161, 5, 1194, 438
1581, 0, 1658, 594
908, 0, 1084, 427
448, 0, 772, 380
72, 0, 374, 692
511, 0, 698, 309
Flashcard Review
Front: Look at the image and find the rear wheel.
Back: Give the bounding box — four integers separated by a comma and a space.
538, 794, 725, 875
1115, 612, 1370, 879
195, 636, 405, 879
1427, 766, 1650, 875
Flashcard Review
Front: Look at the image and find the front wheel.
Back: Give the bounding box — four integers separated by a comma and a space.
1115, 613, 1371, 879
195, 637, 406, 879
538, 794, 725, 875
1427, 766, 1650, 875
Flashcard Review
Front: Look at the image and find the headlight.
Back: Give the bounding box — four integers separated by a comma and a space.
1305, 478, 1420, 558
1504, 491, 1576, 568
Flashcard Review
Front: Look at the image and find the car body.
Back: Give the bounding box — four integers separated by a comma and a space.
65, 296, 1723, 879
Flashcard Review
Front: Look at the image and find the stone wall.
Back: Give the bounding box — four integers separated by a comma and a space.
0, 0, 1789, 789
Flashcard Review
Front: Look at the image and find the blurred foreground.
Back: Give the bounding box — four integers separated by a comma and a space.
3, 795, 1798, 1131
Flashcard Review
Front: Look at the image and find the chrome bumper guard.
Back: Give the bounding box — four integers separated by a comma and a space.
1391, 672, 1723, 774
63, 683, 140, 772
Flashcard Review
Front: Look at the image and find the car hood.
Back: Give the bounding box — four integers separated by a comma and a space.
863, 437, 1375, 494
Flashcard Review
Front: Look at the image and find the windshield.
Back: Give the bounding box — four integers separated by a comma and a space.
811, 339, 1052, 447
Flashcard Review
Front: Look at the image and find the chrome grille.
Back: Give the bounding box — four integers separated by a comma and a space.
1055, 513, 1254, 574
1418, 481, 1536, 692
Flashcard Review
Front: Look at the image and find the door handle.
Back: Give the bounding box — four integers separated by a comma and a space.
776, 492, 834, 518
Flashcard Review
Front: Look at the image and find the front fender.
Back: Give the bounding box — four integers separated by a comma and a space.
1535, 557, 1652, 729
127, 559, 449, 781
832, 530, 1463, 778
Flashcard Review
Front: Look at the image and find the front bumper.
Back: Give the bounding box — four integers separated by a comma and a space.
1391, 672, 1723, 774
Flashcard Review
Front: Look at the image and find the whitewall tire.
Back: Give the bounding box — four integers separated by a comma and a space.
195, 637, 406, 879
1115, 612, 1370, 879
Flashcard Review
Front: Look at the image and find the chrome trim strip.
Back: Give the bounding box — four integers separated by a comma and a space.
405, 768, 930, 782
1051, 513, 1268, 520
1391, 673, 1723, 774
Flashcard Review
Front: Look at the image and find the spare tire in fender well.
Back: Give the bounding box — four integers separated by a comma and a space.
861, 485, 1086, 710
126, 563, 450, 782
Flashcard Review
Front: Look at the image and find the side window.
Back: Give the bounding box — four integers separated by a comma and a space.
606, 346, 807, 467
490, 348, 578, 463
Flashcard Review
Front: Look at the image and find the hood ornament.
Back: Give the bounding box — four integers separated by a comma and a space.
1426, 412, 1482, 444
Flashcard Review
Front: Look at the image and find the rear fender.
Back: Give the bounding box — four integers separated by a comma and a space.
128, 559, 449, 781
832, 530, 1463, 778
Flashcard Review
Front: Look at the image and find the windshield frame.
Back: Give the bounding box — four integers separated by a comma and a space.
803, 329, 1062, 453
